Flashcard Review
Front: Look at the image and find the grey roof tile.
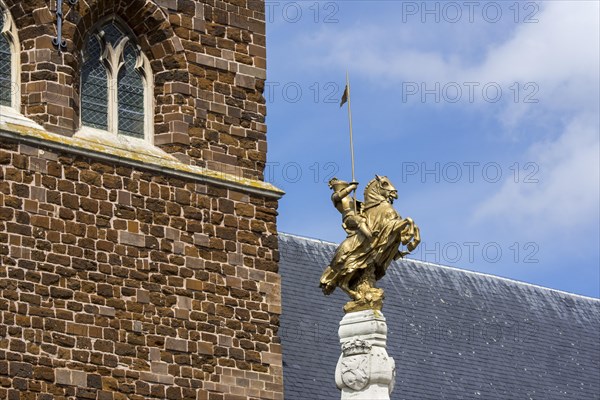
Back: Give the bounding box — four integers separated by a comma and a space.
278, 233, 600, 400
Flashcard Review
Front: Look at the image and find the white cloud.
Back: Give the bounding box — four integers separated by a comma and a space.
468, 2, 600, 238
473, 113, 599, 238
471, 1, 599, 129
296, 1, 600, 240
300, 1, 599, 110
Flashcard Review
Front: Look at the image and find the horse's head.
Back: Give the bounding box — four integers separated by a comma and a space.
375, 175, 398, 202
364, 175, 398, 206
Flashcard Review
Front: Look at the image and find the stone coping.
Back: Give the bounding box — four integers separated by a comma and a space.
0, 107, 284, 199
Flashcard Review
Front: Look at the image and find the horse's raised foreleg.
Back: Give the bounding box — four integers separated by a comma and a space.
407, 225, 421, 251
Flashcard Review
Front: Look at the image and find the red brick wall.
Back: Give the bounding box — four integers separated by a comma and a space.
0, 138, 283, 399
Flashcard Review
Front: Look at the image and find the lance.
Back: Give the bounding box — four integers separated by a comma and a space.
340, 72, 357, 211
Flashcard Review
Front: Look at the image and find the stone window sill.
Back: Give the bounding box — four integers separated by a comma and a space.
0, 111, 284, 199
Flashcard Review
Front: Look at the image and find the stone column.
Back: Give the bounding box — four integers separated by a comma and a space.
335, 310, 396, 399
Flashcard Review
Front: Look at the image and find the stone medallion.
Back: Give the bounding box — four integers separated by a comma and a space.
340, 353, 370, 391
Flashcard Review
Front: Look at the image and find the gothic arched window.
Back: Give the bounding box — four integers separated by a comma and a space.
80, 20, 153, 141
0, 3, 20, 110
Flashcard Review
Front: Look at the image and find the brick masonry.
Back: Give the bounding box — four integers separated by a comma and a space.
0, 139, 283, 399
4, 0, 269, 180
1, 0, 283, 396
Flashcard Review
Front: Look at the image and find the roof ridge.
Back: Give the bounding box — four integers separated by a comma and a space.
277, 232, 600, 303
279, 231, 338, 246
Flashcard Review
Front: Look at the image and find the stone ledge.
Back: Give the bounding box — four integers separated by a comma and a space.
0, 113, 284, 199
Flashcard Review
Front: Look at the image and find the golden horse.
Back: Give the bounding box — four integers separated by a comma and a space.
320, 175, 421, 312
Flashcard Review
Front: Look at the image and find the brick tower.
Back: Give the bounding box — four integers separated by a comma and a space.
0, 0, 284, 399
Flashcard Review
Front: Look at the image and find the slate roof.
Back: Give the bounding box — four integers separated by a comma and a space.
278, 233, 600, 400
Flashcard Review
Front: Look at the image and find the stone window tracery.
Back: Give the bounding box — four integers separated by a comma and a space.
80, 19, 153, 141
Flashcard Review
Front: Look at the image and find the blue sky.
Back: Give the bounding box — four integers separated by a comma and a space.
264, 1, 599, 298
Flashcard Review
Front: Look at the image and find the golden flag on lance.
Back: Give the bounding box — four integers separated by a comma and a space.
340, 85, 349, 107
341, 72, 357, 213
341, 73, 355, 184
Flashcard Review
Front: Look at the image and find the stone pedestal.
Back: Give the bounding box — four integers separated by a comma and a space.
335, 310, 395, 399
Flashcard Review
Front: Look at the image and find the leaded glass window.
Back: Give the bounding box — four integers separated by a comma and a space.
80, 19, 152, 140
0, 8, 15, 107
81, 36, 108, 130
101, 22, 124, 47
118, 43, 144, 138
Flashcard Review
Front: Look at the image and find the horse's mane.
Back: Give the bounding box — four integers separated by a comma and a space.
364, 178, 378, 196
363, 177, 387, 209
